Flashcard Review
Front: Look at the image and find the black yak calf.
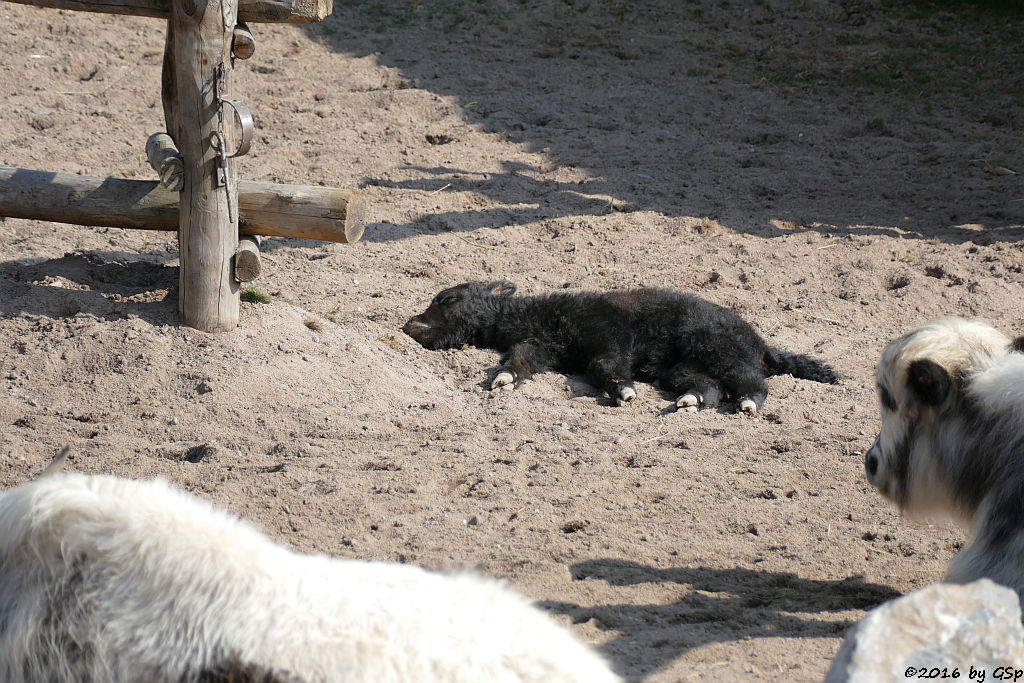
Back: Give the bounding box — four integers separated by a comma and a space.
403, 281, 839, 413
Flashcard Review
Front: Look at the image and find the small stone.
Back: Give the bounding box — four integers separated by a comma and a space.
30, 115, 57, 131
182, 443, 217, 463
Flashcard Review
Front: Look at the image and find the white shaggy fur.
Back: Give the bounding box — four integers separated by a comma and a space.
865, 317, 1024, 603
0, 473, 620, 683
877, 317, 1009, 389
966, 352, 1024, 422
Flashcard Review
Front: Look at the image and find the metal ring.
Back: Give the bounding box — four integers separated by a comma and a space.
220, 98, 254, 158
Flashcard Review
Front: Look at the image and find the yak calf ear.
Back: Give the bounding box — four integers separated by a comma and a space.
1010, 336, 1024, 353
906, 359, 951, 406
488, 280, 518, 297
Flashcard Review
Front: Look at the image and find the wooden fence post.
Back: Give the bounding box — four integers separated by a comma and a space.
169, 0, 239, 332
5, 0, 346, 332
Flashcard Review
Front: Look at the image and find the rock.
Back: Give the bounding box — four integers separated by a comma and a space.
30, 114, 57, 131
182, 443, 217, 463
826, 579, 1024, 683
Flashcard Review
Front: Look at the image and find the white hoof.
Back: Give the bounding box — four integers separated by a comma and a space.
617, 386, 637, 405
676, 393, 700, 409
739, 398, 757, 414
491, 371, 516, 390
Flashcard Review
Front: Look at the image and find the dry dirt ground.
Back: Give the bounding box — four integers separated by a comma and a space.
1, 0, 1023, 680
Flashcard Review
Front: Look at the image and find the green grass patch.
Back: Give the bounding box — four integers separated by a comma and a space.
746, 0, 1023, 121
240, 288, 271, 304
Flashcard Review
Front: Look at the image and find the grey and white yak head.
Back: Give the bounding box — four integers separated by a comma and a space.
864, 318, 1016, 520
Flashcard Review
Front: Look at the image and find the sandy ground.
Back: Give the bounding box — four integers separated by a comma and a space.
1, 0, 1022, 680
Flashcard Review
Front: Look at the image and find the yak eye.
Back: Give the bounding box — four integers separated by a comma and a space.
878, 385, 896, 411
433, 293, 458, 307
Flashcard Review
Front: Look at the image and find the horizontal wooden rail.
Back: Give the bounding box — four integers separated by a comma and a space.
4, 0, 331, 23
0, 166, 366, 243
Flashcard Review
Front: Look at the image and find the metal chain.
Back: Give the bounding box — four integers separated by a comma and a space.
209, 5, 253, 228
211, 62, 234, 225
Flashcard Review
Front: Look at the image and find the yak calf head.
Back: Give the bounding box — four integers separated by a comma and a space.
865, 318, 1010, 514
403, 280, 518, 350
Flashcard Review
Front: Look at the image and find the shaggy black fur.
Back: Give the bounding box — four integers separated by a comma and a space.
403, 281, 839, 412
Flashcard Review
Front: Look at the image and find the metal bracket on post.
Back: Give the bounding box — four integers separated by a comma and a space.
220, 98, 255, 158
209, 67, 254, 225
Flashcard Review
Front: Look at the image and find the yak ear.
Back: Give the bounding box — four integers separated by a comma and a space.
488, 280, 517, 297
906, 359, 951, 406
1010, 336, 1024, 353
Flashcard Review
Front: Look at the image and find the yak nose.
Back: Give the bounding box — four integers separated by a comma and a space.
864, 439, 881, 485
865, 453, 878, 478
402, 319, 431, 344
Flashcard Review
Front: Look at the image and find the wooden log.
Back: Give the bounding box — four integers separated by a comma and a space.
4, 0, 332, 23
145, 132, 184, 191
170, 0, 239, 332
0, 167, 367, 243
232, 22, 256, 60
234, 235, 261, 282
239, 180, 365, 243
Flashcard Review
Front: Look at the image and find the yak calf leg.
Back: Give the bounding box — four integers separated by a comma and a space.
587, 355, 636, 406
491, 341, 553, 390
